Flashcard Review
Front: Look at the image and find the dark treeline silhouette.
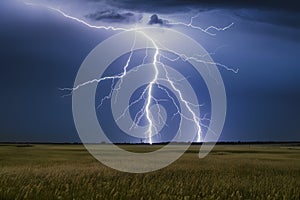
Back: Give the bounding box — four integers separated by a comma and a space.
0, 141, 299, 146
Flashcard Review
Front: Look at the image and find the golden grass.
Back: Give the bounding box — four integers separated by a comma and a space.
0, 144, 299, 199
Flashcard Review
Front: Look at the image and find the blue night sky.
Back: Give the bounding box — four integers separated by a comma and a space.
0, 0, 300, 142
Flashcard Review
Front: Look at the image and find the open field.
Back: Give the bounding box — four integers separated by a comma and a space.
0, 144, 299, 199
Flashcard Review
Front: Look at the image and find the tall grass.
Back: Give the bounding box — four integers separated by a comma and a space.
0, 144, 299, 199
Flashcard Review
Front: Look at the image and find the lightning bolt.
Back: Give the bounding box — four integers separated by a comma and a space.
144, 39, 159, 144
167, 13, 234, 36
24, 1, 236, 144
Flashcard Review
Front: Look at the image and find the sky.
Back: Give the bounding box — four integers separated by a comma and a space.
0, 0, 300, 143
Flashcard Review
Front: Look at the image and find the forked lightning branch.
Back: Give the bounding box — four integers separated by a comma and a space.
24, 1, 235, 172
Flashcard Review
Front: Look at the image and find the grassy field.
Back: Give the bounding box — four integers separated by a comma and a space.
0, 144, 299, 199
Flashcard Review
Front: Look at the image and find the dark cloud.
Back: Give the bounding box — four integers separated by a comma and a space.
48, 1, 300, 29
106, 0, 300, 12
148, 14, 169, 26
148, 14, 163, 25
102, 0, 300, 29
85, 9, 142, 23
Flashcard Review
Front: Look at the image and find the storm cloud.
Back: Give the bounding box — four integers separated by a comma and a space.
148, 14, 169, 26
85, 10, 142, 23
106, 0, 300, 12
0, 0, 299, 143
28, 0, 300, 28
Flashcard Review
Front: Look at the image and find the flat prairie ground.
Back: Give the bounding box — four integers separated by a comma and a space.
0, 144, 299, 199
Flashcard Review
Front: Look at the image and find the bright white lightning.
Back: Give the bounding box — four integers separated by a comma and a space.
167, 13, 234, 36
160, 64, 202, 142
23, 1, 129, 31
143, 35, 159, 144
24, 0, 235, 144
